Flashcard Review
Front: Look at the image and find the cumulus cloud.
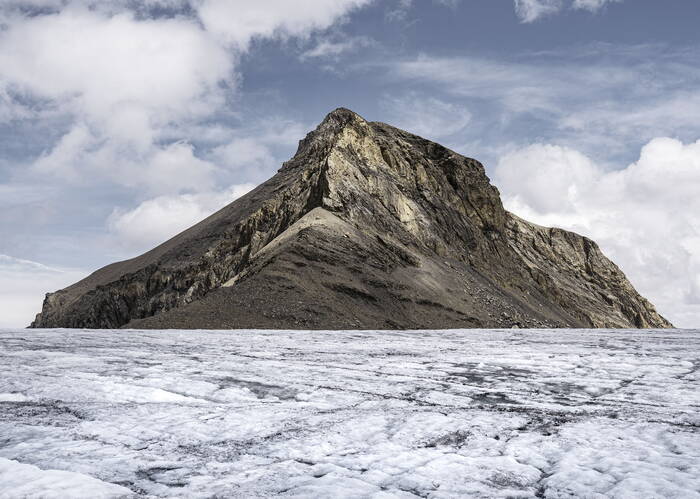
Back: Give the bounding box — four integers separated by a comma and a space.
140, 142, 219, 194
196, 0, 373, 50
0, 255, 87, 328
494, 138, 700, 328
32, 128, 219, 195
97, 115, 308, 259
104, 116, 304, 253
211, 138, 277, 175
0, 8, 231, 134
31, 124, 94, 181
494, 144, 601, 214
108, 184, 255, 252
0, 0, 371, 196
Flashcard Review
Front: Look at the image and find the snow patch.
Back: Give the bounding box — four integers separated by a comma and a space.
0, 458, 131, 498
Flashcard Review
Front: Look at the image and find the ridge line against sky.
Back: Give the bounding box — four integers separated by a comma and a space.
0, 0, 699, 327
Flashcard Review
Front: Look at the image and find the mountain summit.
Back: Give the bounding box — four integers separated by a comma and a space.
32, 108, 672, 329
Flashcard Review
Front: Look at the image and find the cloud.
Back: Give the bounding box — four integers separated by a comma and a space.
104, 114, 308, 254
380, 92, 471, 141
31, 124, 94, 181
386, 0, 414, 23
385, 0, 460, 24
301, 36, 373, 61
0, 8, 232, 135
572, 0, 622, 12
513, 0, 622, 22
494, 144, 601, 214
381, 46, 700, 160
388, 53, 628, 114
196, 0, 373, 50
0, 255, 88, 328
494, 138, 700, 328
433, 0, 461, 8
107, 184, 255, 253
559, 91, 700, 147
140, 142, 219, 194
0, 254, 63, 274
0, 4, 236, 206
202, 115, 311, 180
211, 138, 277, 177
32, 128, 219, 195
0, 0, 373, 196
514, 0, 563, 23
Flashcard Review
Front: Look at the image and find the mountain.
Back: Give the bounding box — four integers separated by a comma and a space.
31, 108, 672, 329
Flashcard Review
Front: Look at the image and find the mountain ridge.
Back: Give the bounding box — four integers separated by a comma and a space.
31, 108, 672, 329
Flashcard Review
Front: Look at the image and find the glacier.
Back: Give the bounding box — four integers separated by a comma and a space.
0, 328, 698, 498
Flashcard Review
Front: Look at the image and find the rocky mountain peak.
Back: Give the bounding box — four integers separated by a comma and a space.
282, 107, 368, 170
31, 108, 672, 330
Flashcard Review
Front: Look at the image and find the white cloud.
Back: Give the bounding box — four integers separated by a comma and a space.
572, 0, 622, 12
140, 142, 219, 194
301, 36, 373, 61
0, 255, 88, 328
196, 0, 373, 50
204, 116, 310, 179
102, 118, 304, 256
211, 138, 277, 174
0, 8, 232, 134
513, 0, 621, 21
0, 5, 235, 201
495, 144, 601, 214
494, 138, 700, 328
514, 0, 563, 23
107, 183, 255, 253
32, 129, 219, 195
0, 254, 63, 274
385, 0, 461, 23
0, 0, 372, 197
31, 124, 94, 181
381, 93, 471, 141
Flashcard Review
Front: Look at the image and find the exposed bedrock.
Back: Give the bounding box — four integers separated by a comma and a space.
31, 108, 672, 329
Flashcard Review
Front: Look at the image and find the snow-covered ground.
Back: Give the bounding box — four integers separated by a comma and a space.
0, 328, 698, 498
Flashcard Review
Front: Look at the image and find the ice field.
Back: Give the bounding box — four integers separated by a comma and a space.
0, 328, 698, 498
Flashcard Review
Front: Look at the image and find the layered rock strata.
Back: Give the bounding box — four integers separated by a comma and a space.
32, 108, 672, 329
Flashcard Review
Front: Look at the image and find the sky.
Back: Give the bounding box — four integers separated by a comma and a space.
0, 0, 699, 328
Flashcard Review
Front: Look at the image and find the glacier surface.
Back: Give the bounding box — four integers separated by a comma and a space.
0, 328, 698, 498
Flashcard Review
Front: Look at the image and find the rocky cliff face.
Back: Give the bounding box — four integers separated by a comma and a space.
31, 108, 672, 329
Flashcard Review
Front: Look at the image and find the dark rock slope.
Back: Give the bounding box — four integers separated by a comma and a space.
31, 109, 672, 329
